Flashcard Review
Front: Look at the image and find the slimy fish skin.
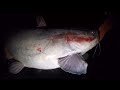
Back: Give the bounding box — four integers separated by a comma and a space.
4, 16, 111, 75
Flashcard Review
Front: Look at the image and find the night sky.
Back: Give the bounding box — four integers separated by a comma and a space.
0, 7, 120, 80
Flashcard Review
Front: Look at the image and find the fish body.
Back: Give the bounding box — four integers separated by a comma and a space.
5, 28, 98, 74
5, 16, 111, 75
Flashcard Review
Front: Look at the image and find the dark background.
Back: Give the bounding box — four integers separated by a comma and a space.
0, 7, 120, 80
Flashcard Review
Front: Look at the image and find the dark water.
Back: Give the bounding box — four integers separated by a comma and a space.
0, 9, 120, 80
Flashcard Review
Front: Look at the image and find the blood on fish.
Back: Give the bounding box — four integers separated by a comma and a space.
50, 32, 95, 43
65, 35, 95, 42
36, 47, 42, 52
74, 37, 95, 42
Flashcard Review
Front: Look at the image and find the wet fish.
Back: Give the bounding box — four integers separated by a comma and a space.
4, 16, 112, 75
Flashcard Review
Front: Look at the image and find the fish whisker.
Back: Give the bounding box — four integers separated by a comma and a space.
98, 42, 101, 56
92, 44, 98, 58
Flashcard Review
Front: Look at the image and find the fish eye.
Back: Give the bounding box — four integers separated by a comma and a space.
90, 30, 96, 35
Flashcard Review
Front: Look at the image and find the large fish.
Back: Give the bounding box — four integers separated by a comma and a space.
4, 16, 112, 75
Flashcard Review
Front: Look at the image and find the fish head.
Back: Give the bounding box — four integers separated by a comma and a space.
66, 29, 99, 43
84, 30, 99, 39
65, 29, 99, 54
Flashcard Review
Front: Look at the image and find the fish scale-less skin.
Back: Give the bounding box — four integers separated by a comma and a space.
6, 29, 98, 69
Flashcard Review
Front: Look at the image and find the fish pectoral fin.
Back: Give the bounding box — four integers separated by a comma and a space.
9, 61, 24, 74
58, 54, 88, 75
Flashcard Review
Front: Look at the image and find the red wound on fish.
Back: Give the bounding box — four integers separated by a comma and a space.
49, 32, 95, 43
65, 35, 95, 42
36, 47, 42, 52
75, 37, 95, 42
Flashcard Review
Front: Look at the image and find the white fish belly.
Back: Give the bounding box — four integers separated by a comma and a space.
24, 56, 60, 69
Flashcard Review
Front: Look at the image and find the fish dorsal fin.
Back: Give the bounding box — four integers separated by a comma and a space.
36, 16, 47, 27
58, 54, 88, 75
